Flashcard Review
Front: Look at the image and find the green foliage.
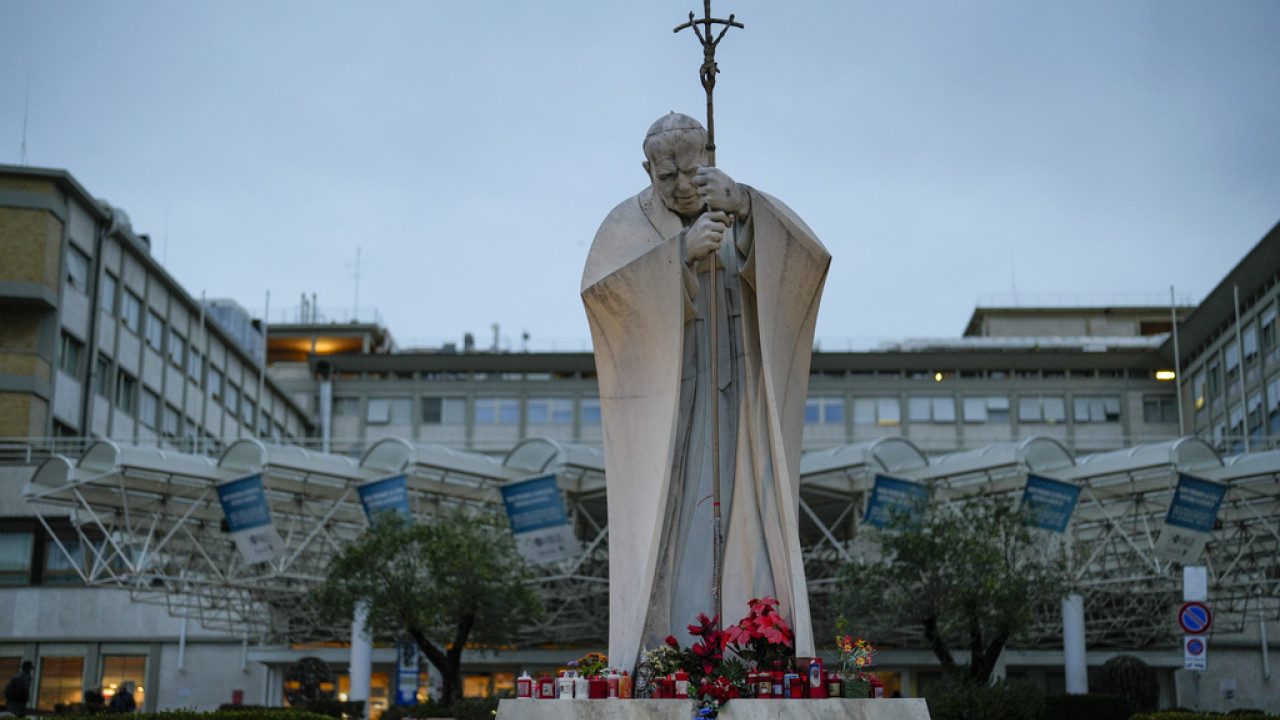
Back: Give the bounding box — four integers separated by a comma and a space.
838, 494, 1065, 683
1095, 655, 1159, 714
308, 511, 542, 707
379, 698, 499, 720
58, 712, 336, 720
1043, 693, 1131, 720
923, 676, 1045, 720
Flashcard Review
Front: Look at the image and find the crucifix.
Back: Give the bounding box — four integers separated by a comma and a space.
674, 0, 743, 630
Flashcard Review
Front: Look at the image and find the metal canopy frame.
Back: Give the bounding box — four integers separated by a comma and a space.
25, 435, 1279, 652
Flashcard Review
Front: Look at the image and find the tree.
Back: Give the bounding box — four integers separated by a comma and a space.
837, 495, 1064, 685
310, 511, 542, 707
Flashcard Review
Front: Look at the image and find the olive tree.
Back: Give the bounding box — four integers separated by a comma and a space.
310, 511, 542, 707
838, 495, 1064, 684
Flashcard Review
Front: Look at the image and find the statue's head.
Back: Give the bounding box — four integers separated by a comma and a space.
642, 112, 709, 218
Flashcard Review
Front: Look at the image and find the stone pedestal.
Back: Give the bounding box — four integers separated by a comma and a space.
497, 698, 931, 720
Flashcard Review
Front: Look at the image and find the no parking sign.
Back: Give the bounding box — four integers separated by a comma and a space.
1183, 635, 1207, 670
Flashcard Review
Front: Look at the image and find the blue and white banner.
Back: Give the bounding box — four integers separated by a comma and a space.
500, 474, 581, 563
216, 474, 285, 564
358, 474, 412, 526
863, 474, 930, 528
1021, 475, 1081, 532
1155, 474, 1228, 564
395, 636, 420, 705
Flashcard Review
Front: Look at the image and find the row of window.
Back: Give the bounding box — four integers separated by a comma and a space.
802, 394, 1170, 426
0, 655, 145, 712
335, 396, 603, 427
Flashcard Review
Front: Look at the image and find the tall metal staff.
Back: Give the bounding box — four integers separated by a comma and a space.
674, 0, 743, 627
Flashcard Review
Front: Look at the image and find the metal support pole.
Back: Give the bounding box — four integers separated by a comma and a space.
349, 602, 373, 709
1063, 594, 1089, 694
1172, 286, 1185, 434
1234, 284, 1249, 452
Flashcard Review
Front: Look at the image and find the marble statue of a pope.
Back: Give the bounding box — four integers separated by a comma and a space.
581, 112, 831, 673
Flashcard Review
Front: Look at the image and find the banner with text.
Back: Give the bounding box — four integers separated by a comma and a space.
863, 474, 930, 528
1155, 474, 1228, 564
500, 474, 581, 564
216, 474, 286, 564
1021, 475, 1081, 532
359, 474, 412, 526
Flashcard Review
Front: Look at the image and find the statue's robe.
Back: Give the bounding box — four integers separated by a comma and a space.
582, 184, 830, 673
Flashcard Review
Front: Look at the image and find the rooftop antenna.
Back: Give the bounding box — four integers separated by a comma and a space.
19, 74, 30, 165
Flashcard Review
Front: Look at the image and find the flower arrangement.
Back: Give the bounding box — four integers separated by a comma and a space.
835, 615, 876, 677
696, 676, 740, 718
568, 651, 608, 678
643, 636, 687, 676
723, 596, 794, 665
687, 613, 726, 676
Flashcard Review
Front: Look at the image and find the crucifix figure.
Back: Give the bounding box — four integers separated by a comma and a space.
581, 2, 830, 674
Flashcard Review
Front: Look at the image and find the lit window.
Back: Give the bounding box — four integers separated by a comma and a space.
100, 656, 147, 708
36, 657, 85, 711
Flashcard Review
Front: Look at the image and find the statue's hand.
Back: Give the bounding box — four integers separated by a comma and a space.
685, 211, 730, 264
694, 167, 750, 218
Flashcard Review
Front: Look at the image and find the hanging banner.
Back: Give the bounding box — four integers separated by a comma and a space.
863, 474, 930, 528
216, 474, 286, 563
500, 474, 581, 564
1021, 475, 1081, 532
358, 474, 412, 525
395, 636, 420, 705
1155, 474, 1228, 564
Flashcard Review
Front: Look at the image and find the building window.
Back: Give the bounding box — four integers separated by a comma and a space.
1142, 395, 1178, 424
116, 371, 137, 414
100, 656, 147, 708
1229, 405, 1245, 453
242, 396, 256, 427
1247, 392, 1264, 437
422, 396, 467, 425
187, 347, 201, 381
805, 397, 845, 424
43, 539, 85, 584
36, 657, 85, 711
0, 532, 35, 585
260, 409, 271, 436
140, 389, 160, 429
1243, 323, 1259, 364
168, 330, 186, 368
1019, 396, 1066, 424
145, 309, 165, 350
99, 272, 118, 314
162, 405, 181, 438
1268, 377, 1280, 434
1074, 395, 1122, 423
225, 383, 240, 416
121, 291, 143, 334
1262, 307, 1278, 363
907, 396, 954, 423
333, 397, 360, 417
526, 398, 573, 425
474, 398, 519, 424
581, 398, 602, 425
59, 332, 84, 376
366, 397, 412, 426
853, 397, 900, 426
207, 366, 224, 402
64, 246, 90, 293
94, 355, 111, 397
962, 396, 1010, 424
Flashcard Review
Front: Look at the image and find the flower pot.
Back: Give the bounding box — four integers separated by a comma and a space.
841, 678, 869, 699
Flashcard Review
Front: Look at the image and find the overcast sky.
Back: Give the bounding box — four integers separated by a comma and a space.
3, 1, 1278, 351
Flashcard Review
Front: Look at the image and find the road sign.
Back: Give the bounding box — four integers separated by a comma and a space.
1179, 601, 1212, 635
1184, 635, 1207, 670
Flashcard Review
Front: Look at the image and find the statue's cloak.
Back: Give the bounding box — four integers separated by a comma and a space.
582, 185, 829, 673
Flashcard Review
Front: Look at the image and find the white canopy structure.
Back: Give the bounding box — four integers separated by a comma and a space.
23, 435, 1279, 650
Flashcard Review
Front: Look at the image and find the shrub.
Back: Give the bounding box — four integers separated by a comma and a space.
1095, 655, 1159, 714
377, 698, 497, 720
1133, 714, 1280, 720
1044, 693, 1131, 720
923, 676, 1045, 720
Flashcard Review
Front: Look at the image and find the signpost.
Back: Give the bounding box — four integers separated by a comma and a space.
1021, 474, 1081, 532
863, 474, 930, 528
1178, 601, 1212, 635
1184, 635, 1207, 671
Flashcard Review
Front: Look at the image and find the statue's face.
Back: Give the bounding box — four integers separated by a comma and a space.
644, 134, 707, 218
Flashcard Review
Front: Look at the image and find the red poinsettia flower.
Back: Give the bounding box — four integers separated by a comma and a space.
665, 635, 680, 648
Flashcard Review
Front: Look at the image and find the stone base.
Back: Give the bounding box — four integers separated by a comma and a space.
497, 698, 930, 720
